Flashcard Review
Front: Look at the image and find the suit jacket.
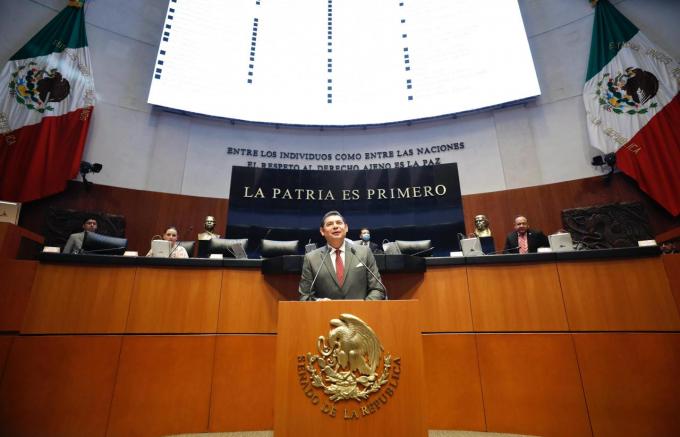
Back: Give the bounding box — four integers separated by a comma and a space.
504, 229, 549, 254
299, 242, 385, 301
354, 240, 383, 254
63, 232, 85, 254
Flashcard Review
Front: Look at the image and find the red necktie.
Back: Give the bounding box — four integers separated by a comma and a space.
335, 249, 344, 286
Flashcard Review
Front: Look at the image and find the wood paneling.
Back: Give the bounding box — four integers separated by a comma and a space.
467, 263, 569, 331
0, 223, 44, 258
106, 335, 215, 437
422, 334, 485, 431
401, 267, 473, 332
462, 173, 680, 246
209, 335, 276, 431
0, 335, 13, 379
22, 264, 135, 333
217, 269, 293, 333
559, 257, 680, 331
0, 335, 121, 437
274, 300, 426, 437
18, 181, 227, 255
476, 334, 592, 437
662, 254, 680, 315
573, 333, 680, 437
0, 260, 37, 331
126, 267, 222, 333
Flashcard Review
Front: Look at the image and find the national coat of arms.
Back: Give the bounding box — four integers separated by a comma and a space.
303, 314, 392, 402
8, 61, 71, 113
595, 67, 659, 114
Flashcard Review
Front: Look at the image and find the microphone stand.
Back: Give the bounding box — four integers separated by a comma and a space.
350, 246, 389, 300
306, 246, 331, 300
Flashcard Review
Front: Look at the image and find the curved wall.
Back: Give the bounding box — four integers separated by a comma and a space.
2, 0, 679, 199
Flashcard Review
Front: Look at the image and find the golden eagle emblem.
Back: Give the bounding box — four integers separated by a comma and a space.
303, 313, 391, 402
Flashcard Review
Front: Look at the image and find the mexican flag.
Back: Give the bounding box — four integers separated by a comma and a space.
0, 0, 95, 202
583, 0, 680, 216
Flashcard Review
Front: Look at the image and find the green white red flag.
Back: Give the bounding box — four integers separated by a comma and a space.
0, 0, 95, 202
583, 0, 680, 216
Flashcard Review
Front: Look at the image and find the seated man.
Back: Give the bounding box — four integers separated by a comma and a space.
504, 215, 549, 254
63, 217, 98, 254
299, 211, 385, 301
356, 227, 383, 254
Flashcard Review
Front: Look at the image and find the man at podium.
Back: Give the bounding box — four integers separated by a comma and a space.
299, 211, 385, 301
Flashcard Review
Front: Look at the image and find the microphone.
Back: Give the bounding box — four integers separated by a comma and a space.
486, 246, 519, 255
350, 246, 389, 301
307, 246, 332, 299
81, 246, 127, 254
305, 237, 317, 253
456, 233, 466, 250
409, 246, 434, 257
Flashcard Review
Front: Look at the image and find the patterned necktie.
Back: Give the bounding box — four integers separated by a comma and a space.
518, 234, 528, 254
335, 249, 344, 286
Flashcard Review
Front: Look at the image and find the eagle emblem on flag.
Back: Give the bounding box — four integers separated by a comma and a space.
595, 67, 659, 115
8, 61, 71, 113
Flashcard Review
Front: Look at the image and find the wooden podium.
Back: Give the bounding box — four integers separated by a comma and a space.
274, 300, 426, 436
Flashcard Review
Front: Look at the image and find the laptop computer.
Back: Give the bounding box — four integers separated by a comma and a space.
230, 242, 248, 259
460, 237, 483, 257
151, 239, 171, 257
382, 241, 402, 255
548, 232, 574, 252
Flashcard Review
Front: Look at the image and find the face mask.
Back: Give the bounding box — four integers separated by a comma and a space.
361, 234, 370, 242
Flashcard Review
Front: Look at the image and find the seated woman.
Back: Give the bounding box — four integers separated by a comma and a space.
146, 226, 189, 258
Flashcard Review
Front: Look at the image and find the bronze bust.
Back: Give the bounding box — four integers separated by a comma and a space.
197, 215, 220, 240
473, 214, 492, 237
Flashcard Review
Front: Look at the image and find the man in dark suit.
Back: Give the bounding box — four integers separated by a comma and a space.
299, 211, 385, 301
356, 227, 383, 254
504, 215, 549, 254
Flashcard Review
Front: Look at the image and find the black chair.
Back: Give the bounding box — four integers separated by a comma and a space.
81, 231, 127, 255
260, 239, 299, 258
208, 238, 248, 258
395, 240, 433, 257
178, 240, 195, 257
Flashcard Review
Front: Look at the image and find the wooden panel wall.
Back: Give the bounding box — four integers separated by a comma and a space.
461, 174, 680, 252
106, 336, 215, 437
18, 181, 227, 254
559, 258, 680, 331
573, 333, 680, 437
22, 265, 136, 334
126, 267, 223, 333
2, 333, 678, 436
19, 255, 680, 335
0, 260, 37, 332
0, 336, 122, 437
663, 254, 680, 315
17, 174, 680, 256
467, 263, 568, 331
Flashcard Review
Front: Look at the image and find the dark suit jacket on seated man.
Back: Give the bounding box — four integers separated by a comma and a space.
299, 211, 385, 301
356, 227, 383, 254
504, 215, 549, 254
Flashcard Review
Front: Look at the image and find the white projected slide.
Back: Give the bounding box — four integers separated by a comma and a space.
148, 0, 540, 126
